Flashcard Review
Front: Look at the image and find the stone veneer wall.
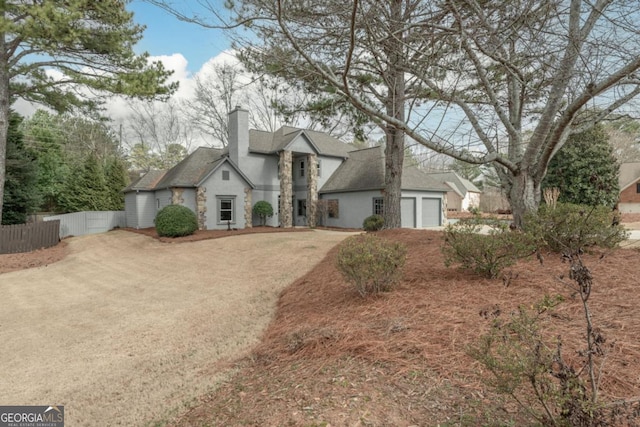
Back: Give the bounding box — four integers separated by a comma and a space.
244, 187, 252, 228
306, 154, 318, 227
171, 188, 184, 205
279, 150, 293, 228
196, 187, 207, 230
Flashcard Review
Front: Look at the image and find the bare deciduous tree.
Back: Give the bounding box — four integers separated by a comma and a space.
147, 0, 640, 226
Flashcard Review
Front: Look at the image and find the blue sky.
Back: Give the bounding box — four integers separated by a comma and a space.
127, 1, 232, 73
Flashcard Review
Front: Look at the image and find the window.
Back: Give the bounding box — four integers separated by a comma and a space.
316, 160, 321, 177
373, 197, 384, 216
218, 197, 235, 223
222, 170, 230, 181
637, 183, 640, 193
297, 199, 307, 216
300, 160, 305, 177
328, 199, 339, 218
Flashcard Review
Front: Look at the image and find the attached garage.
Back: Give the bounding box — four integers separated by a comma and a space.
421, 198, 441, 227
401, 198, 416, 228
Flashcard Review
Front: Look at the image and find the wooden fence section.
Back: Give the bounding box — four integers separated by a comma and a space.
0, 220, 60, 254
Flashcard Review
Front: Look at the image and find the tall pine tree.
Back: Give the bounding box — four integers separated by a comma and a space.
2, 113, 41, 224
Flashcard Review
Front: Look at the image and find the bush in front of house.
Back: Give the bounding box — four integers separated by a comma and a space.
442, 217, 536, 279
154, 205, 198, 237
336, 234, 407, 297
362, 214, 384, 231
523, 202, 628, 253
252, 200, 274, 226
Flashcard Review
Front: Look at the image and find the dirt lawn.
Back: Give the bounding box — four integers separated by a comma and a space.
0, 229, 356, 426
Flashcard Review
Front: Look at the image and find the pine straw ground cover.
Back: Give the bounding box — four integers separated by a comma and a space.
168, 229, 640, 426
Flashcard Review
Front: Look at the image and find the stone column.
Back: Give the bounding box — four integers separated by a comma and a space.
279, 150, 293, 228
306, 153, 318, 228
171, 188, 184, 205
244, 188, 253, 228
196, 186, 207, 230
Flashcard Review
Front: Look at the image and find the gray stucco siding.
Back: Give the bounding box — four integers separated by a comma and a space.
319, 190, 384, 229
319, 190, 446, 229
250, 189, 280, 227
125, 191, 156, 229
201, 166, 249, 230
242, 152, 279, 188
155, 189, 172, 212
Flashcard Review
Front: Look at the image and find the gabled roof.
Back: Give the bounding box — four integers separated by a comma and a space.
133, 147, 255, 191
123, 170, 168, 192
248, 126, 351, 158
425, 171, 482, 196
320, 146, 449, 194
154, 147, 224, 189
619, 162, 640, 191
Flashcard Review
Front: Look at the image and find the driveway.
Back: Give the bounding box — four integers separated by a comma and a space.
0, 229, 355, 426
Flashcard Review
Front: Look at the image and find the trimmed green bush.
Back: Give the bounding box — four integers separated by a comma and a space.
363, 214, 384, 231
336, 234, 406, 297
155, 204, 198, 237
442, 217, 536, 279
252, 200, 274, 226
523, 203, 628, 253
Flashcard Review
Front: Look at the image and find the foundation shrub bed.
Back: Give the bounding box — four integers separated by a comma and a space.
362, 214, 384, 232
154, 205, 198, 237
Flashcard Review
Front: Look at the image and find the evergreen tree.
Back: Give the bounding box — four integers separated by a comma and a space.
0, 0, 177, 220
104, 157, 129, 210
543, 125, 619, 207
2, 113, 41, 224
59, 154, 108, 212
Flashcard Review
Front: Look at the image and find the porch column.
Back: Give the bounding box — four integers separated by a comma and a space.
306, 153, 318, 228
279, 150, 293, 228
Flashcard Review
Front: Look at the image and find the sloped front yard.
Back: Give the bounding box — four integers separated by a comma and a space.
0, 229, 355, 426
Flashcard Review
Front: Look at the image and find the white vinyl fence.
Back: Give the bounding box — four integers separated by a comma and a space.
44, 211, 126, 238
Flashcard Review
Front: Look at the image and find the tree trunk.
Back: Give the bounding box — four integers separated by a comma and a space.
0, 32, 8, 224
382, 0, 405, 230
508, 170, 541, 228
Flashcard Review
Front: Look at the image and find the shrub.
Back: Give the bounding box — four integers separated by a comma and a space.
252, 200, 274, 226
336, 234, 406, 297
442, 217, 536, 279
154, 204, 198, 237
523, 203, 628, 253
362, 214, 384, 231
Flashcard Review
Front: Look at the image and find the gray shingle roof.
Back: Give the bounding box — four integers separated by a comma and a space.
248, 126, 351, 158
123, 170, 168, 192
320, 146, 449, 193
154, 147, 224, 188
425, 171, 482, 195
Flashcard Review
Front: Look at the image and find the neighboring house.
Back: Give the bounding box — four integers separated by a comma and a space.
124, 107, 449, 230
425, 171, 482, 212
618, 162, 640, 213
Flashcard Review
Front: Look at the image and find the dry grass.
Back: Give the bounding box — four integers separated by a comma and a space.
0, 229, 356, 426
169, 229, 640, 426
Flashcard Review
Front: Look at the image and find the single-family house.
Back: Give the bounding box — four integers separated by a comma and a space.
618, 162, 640, 213
124, 107, 449, 229
425, 171, 482, 212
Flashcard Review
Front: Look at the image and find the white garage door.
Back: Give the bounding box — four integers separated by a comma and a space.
421, 198, 441, 227
401, 198, 416, 228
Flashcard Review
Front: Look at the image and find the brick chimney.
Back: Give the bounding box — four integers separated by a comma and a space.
228, 106, 249, 167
